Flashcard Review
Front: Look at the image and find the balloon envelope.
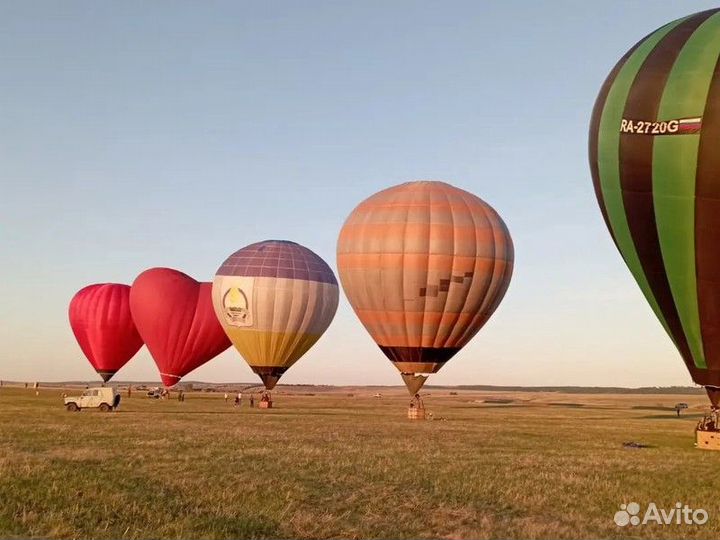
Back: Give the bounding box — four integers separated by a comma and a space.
69, 283, 143, 382
589, 8, 720, 405
337, 181, 514, 394
212, 240, 339, 390
129, 268, 230, 387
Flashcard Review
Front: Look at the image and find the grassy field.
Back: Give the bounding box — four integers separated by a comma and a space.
1, 386, 720, 539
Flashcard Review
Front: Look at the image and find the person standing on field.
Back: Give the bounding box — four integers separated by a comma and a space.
237, 392, 242, 407
250, 395, 254, 408
224, 392, 228, 403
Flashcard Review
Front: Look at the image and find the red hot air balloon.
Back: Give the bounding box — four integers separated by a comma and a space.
69, 283, 144, 382
129, 268, 231, 387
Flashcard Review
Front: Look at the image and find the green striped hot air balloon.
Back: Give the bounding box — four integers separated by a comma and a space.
589, 8, 720, 407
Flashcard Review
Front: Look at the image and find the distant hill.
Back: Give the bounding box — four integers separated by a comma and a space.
0, 380, 706, 395
425, 384, 705, 395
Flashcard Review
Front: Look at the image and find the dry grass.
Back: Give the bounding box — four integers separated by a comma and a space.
1, 387, 719, 539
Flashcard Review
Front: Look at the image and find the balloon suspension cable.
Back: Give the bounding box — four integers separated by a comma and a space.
707, 386, 720, 401
258, 374, 279, 391
401, 373, 428, 396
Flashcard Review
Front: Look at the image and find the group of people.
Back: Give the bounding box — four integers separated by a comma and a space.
224, 392, 255, 408
697, 410, 719, 432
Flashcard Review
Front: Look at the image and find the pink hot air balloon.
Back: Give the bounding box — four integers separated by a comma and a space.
129, 268, 231, 387
69, 283, 144, 382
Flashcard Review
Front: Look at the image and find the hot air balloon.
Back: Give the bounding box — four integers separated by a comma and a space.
129, 268, 230, 387
589, 8, 720, 408
69, 283, 143, 382
337, 181, 514, 399
212, 240, 339, 401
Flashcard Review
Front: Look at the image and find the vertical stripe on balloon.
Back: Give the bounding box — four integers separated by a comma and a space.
618, 12, 712, 371
696, 53, 720, 371
588, 25, 666, 250
596, 18, 683, 340
653, 12, 720, 369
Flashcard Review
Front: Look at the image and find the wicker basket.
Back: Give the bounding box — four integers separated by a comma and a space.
697, 430, 720, 450
407, 406, 425, 420
258, 400, 272, 409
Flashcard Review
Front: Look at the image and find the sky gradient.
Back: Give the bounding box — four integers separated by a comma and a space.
2, 0, 718, 387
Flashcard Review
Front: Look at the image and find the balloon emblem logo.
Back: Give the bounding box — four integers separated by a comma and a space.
222, 287, 252, 327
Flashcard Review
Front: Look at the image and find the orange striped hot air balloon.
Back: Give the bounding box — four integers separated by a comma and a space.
337, 181, 513, 395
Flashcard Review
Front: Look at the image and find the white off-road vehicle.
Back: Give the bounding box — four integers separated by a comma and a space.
64, 387, 121, 412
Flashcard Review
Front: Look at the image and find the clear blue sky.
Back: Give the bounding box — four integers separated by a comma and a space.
2, 0, 717, 387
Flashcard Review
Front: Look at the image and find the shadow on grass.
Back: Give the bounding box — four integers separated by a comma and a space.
115, 408, 365, 418
546, 402, 584, 407
116, 410, 258, 416
622, 442, 657, 449
638, 413, 704, 420
454, 403, 609, 411
453, 404, 519, 409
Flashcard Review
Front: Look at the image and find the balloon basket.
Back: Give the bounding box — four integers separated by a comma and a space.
696, 430, 720, 450
258, 400, 272, 409
696, 411, 720, 450
407, 394, 426, 420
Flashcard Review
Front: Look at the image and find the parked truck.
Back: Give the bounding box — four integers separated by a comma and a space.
64, 387, 121, 412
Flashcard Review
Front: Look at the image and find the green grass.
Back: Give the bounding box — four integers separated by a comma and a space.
1, 387, 720, 539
